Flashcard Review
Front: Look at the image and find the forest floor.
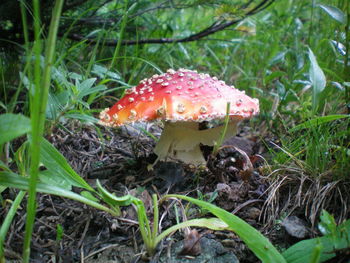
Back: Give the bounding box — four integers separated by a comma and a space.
2, 121, 349, 262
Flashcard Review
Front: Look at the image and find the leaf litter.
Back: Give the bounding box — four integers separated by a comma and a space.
1, 120, 349, 262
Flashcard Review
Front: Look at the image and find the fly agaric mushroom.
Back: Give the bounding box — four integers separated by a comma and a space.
99, 68, 259, 165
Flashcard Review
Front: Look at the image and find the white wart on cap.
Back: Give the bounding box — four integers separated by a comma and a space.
100, 68, 259, 165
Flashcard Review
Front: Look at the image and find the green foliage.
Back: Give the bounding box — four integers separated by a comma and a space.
40, 138, 94, 191
290, 115, 350, 132
318, 4, 346, 24
308, 47, 327, 113
0, 172, 117, 216
168, 194, 286, 263
0, 114, 31, 145
55, 224, 63, 242
0, 0, 349, 261
0, 191, 26, 261
282, 210, 350, 263
1, 143, 349, 262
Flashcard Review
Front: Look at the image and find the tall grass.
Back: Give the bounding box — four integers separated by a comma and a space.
22, 0, 64, 261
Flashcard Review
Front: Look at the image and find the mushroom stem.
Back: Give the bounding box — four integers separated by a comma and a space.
154, 121, 238, 165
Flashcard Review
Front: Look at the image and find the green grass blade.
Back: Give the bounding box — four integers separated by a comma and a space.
308, 47, 326, 113
318, 4, 346, 24
23, 0, 64, 261
290, 115, 350, 132
0, 114, 31, 145
309, 243, 322, 263
167, 194, 286, 263
110, 1, 132, 70
0, 172, 116, 216
40, 139, 94, 191
282, 219, 350, 263
155, 218, 229, 245
0, 191, 26, 261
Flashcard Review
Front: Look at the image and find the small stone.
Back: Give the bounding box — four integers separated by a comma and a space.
245, 207, 261, 220
282, 216, 309, 239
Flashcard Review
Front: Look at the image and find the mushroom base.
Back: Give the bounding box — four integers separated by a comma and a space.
154, 121, 238, 165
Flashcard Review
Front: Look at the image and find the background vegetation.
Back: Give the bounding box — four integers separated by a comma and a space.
0, 0, 349, 262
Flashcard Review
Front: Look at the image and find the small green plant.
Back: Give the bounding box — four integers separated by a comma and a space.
282, 210, 350, 263
0, 131, 349, 262
95, 182, 230, 257
195, 189, 218, 216
271, 114, 350, 176
0, 169, 285, 262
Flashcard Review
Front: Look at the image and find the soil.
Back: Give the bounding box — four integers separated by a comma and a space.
1, 121, 349, 262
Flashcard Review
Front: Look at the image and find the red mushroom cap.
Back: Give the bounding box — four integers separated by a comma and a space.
99, 68, 259, 127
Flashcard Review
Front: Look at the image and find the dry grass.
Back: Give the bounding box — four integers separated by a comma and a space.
261, 164, 350, 230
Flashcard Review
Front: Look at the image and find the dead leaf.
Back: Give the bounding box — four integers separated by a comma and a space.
178, 229, 202, 256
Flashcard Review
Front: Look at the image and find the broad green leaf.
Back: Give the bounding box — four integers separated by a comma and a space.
51, 66, 70, 88
0, 160, 10, 172
40, 139, 94, 191
67, 72, 83, 81
167, 194, 286, 263
309, 243, 322, 263
0, 171, 117, 216
76, 78, 96, 92
319, 4, 346, 24
39, 170, 72, 190
81, 191, 99, 202
96, 180, 134, 206
78, 85, 107, 99
269, 51, 287, 66
155, 218, 229, 245
0, 114, 31, 145
290, 115, 349, 132
92, 64, 121, 80
77, 78, 96, 98
64, 113, 99, 123
46, 91, 68, 119
0, 186, 6, 194
308, 48, 326, 112
264, 70, 286, 85
319, 210, 337, 236
283, 219, 350, 263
